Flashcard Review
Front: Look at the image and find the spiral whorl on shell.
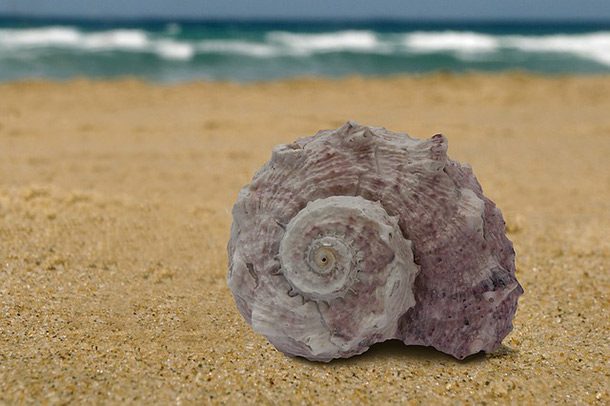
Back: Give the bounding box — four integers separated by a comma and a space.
228, 121, 523, 362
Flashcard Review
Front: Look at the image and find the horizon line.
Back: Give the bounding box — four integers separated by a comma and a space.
2, 14, 610, 25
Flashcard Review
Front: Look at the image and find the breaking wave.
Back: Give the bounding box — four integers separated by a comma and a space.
403, 30, 610, 66
405, 31, 499, 53
505, 32, 610, 66
266, 30, 386, 54
0, 26, 194, 60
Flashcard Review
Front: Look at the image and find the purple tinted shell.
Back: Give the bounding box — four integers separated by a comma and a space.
228, 121, 523, 362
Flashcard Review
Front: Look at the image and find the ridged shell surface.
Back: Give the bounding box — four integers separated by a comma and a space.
228, 121, 523, 362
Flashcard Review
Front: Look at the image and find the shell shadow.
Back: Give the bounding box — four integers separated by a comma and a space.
293, 340, 517, 366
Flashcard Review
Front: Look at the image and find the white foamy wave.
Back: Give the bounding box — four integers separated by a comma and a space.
405, 31, 499, 53
267, 30, 385, 54
196, 31, 389, 57
0, 26, 196, 61
505, 32, 610, 66
0, 27, 150, 50
0, 26, 81, 46
198, 40, 277, 57
81, 30, 149, 50
156, 40, 194, 60
402, 30, 610, 66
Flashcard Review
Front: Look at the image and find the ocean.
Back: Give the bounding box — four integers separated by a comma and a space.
1, 18, 610, 82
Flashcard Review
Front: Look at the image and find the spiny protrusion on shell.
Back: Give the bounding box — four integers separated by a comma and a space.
227, 121, 523, 362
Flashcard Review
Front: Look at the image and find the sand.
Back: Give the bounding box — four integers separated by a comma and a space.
0, 74, 608, 404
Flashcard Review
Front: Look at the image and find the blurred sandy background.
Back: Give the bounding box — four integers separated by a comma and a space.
0, 74, 608, 404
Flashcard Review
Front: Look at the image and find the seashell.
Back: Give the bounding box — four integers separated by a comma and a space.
227, 121, 523, 362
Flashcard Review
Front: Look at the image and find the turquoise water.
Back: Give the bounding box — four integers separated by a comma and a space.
1, 18, 610, 81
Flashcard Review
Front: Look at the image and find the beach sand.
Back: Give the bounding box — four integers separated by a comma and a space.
0, 74, 608, 404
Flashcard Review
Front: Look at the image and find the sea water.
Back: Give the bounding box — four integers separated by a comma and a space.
0, 18, 609, 82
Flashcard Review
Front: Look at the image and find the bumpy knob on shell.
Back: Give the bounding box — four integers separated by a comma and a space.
227, 121, 523, 362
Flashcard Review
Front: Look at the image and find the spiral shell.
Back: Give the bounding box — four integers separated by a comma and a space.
228, 121, 523, 362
